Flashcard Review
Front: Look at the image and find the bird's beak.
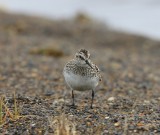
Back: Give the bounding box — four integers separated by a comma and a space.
85, 60, 93, 68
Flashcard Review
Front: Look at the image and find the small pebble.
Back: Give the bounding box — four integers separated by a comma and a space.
144, 100, 150, 104
154, 130, 157, 133
134, 130, 137, 133
87, 122, 91, 126
52, 100, 58, 106
114, 122, 120, 127
108, 97, 115, 102
31, 123, 36, 127
105, 116, 109, 119
59, 98, 64, 102
44, 91, 54, 96
103, 130, 109, 134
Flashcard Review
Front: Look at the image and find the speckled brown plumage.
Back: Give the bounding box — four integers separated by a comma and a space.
64, 59, 102, 80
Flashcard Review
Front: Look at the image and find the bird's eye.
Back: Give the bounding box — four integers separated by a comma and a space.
79, 55, 84, 60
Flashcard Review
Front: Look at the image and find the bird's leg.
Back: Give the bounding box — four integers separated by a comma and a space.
71, 89, 75, 106
91, 89, 94, 109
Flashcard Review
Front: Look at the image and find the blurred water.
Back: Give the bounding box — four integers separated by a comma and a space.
0, 0, 160, 40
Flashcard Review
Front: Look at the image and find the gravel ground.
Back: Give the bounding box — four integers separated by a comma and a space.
0, 11, 160, 135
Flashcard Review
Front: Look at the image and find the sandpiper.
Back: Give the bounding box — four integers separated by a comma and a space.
63, 49, 102, 108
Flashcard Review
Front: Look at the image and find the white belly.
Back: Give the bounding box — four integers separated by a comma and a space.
63, 71, 98, 91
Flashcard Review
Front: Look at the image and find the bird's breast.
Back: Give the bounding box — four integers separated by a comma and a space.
63, 71, 98, 91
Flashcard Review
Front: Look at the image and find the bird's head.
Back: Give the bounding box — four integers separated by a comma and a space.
75, 49, 93, 68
